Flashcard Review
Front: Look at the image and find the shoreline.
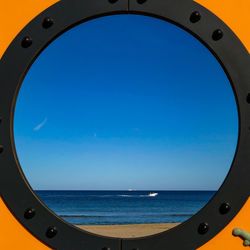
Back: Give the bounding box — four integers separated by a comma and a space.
77, 223, 180, 238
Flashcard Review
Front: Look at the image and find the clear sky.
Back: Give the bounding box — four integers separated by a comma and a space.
14, 14, 238, 191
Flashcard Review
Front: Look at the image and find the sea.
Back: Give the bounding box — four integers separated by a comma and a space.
35, 190, 215, 225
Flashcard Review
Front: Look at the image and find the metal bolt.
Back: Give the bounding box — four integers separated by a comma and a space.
24, 208, 36, 219
137, 0, 147, 4
246, 93, 250, 103
46, 226, 58, 238
21, 36, 32, 48
108, 0, 118, 3
212, 29, 223, 41
42, 17, 54, 29
198, 222, 209, 235
190, 11, 201, 23
219, 202, 231, 214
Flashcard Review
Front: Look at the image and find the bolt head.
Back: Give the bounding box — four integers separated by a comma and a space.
246, 93, 250, 103
212, 29, 223, 41
137, 0, 147, 4
0, 145, 4, 154
21, 36, 32, 48
198, 222, 209, 235
190, 11, 201, 23
24, 208, 36, 219
219, 202, 231, 214
43, 17, 54, 29
46, 226, 58, 238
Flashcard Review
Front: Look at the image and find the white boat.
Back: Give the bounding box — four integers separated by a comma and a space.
148, 192, 158, 197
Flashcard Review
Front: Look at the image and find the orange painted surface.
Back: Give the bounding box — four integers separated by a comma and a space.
0, 197, 51, 249
0, 0, 249, 249
198, 198, 250, 250
0, 0, 59, 59
194, 1, 250, 247
0, 1, 56, 248
195, 0, 250, 52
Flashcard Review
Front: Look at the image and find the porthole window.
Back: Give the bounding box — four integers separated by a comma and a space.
14, 14, 238, 238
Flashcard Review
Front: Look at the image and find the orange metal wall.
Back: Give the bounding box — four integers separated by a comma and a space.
195, 0, 250, 53
0, 0, 249, 249
198, 198, 250, 250
0, 197, 51, 249
0, 0, 59, 59
0, 0, 58, 248
195, 0, 250, 248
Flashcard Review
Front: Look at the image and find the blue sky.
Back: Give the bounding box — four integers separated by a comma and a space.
14, 14, 238, 190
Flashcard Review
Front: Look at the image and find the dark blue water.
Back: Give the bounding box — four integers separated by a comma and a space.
35, 190, 215, 225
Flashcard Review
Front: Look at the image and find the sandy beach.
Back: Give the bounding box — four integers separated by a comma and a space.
78, 223, 180, 238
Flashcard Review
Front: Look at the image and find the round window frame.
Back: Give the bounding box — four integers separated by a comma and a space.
0, 0, 249, 249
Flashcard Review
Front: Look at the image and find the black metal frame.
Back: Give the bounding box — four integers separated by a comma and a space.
0, 0, 249, 249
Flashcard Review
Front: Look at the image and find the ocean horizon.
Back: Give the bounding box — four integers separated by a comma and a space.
35, 190, 215, 225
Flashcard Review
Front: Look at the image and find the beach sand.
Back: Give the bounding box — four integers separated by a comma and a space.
78, 223, 180, 238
